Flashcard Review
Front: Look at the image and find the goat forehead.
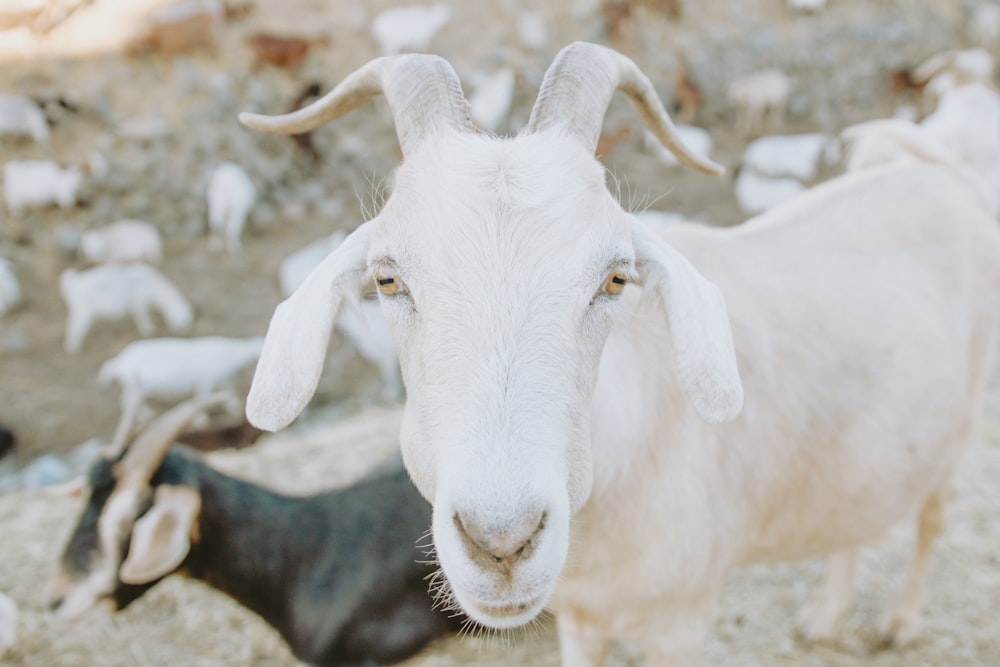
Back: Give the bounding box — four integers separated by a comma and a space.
375, 133, 626, 268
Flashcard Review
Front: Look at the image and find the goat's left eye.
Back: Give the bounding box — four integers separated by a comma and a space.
375, 271, 410, 298
602, 272, 628, 295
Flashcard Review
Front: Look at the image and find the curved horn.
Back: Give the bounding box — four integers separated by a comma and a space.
527, 42, 723, 175
117, 393, 230, 485
238, 54, 475, 156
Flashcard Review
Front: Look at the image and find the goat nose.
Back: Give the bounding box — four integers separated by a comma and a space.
453, 509, 547, 572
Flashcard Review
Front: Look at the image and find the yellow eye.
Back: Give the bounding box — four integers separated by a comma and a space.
376, 274, 401, 296
603, 272, 627, 295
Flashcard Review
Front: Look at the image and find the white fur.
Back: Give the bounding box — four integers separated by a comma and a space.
734, 169, 806, 214
469, 67, 516, 133
3, 159, 82, 215
60, 263, 193, 353
79, 219, 163, 265
727, 68, 791, 132
741, 132, 836, 182
643, 125, 712, 167
279, 231, 402, 401
206, 162, 255, 255
0, 258, 19, 317
245, 57, 1000, 666
841, 83, 1000, 215
0, 93, 48, 144
99, 336, 263, 426
0, 591, 17, 658
370, 3, 450, 56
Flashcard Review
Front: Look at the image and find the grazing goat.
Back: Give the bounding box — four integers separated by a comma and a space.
3, 160, 82, 215
98, 336, 264, 448
50, 396, 463, 666
727, 67, 791, 133
239, 43, 1000, 665
0, 93, 49, 144
60, 264, 193, 354
79, 220, 163, 265
206, 162, 256, 255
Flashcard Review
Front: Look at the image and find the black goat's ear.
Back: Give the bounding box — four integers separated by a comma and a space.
119, 485, 200, 585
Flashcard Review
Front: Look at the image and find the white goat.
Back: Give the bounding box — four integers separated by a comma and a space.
3, 160, 82, 215
841, 83, 1000, 215
98, 336, 264, 447
79, 219, 163, 265
370, 3, 451, 56
0, 258, 19, 317
733, 168, 806, 214
239, 43, 1000, 666
912, 48, 995, 101
60, 263, 193, 353
643, 124, 712, 167
206, 162, 255, 255
279, 231, 403, 401
727, 68, 791, 133
0, 93, 48, 144
468, 67, 516, 134
0, 591, 16, 659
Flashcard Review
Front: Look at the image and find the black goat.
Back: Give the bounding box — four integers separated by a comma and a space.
51, 396, 462, 666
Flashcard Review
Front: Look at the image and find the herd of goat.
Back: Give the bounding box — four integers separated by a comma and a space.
0, 1, 1000, 665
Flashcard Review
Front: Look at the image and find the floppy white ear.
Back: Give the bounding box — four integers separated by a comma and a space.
246, 221, 374, 431
631, 220, 743, 423
119, 485, 201, 585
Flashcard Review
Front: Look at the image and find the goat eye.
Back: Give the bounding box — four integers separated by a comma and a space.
603, 272, 627, 296
376, 274, 402, 296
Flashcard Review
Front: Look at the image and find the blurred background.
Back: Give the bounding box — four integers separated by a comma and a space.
0, 0, 998, 665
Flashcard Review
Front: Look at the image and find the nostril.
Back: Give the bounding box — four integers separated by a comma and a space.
453, 509, 547, 568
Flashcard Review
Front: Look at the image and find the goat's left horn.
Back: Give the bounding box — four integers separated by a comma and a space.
238, 54, 475, 157
526, 41, 724, 175
117, 393, 229, 485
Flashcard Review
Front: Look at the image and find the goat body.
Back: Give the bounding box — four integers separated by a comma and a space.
79, 220, 163, 265
241, 44, 1000, 665
3, 159, 82, 215
54, 445, 462, 666
60, 264, 193, 353
206, 162, 256, 255
0, 94, 49, 144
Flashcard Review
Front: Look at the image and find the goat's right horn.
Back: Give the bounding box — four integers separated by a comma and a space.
116, 393, 229, 485
238, 54, 476, 157
527, 41, 723, 175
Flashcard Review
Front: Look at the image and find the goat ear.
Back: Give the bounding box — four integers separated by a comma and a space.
119, 485, 200, 585
631, 220, 744, 423
246, 221, 374, 431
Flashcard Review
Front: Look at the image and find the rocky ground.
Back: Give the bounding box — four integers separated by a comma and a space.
0, 0, 998, 665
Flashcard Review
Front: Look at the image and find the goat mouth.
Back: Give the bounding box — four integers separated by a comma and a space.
463, 595, 546, 629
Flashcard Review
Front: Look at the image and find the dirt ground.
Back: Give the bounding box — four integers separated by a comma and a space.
0, 0, 998, 665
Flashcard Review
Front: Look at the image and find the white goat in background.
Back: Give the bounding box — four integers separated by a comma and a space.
0, 94, 48, 144
727, 67, 791, 133
206, 162, 256, 255
79, 219, 163, 265
60, 263, 193, 353
3, 160, 82, 215
239, 43, 1000, 666
0, 258, 19, 317
98, 335, 264, 448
